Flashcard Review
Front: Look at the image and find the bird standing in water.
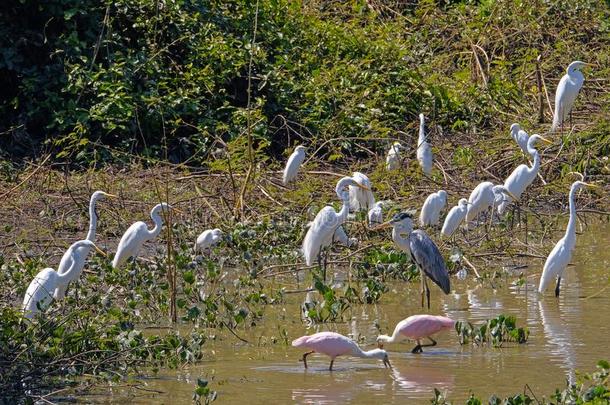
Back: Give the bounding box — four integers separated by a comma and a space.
377, 314, 456, 353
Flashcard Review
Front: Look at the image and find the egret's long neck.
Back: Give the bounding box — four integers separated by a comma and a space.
148, 210, 165, 238
527, 149, 540, 175
565, 185, 578, 239
338, 196, 350, 223
56, 250, 80, 283
418, 120, 426, 145
86, 198, 98, 241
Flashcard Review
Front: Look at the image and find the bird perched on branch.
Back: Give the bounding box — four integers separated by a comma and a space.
386, 142, 404, 171
417, 113, 433, 176
349, 171, 375, 212
282, 145, 306, 185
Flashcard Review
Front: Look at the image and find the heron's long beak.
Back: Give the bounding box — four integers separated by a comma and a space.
92, 244, 107, 257
356, 182, 370, 191
539, 136, 553, 145
567, 171, 585, 181
102, 192, 118, 198
371, 221, 393, 231
505, 190, 518, 200
583, 182, 599, 188
172, 207, 185, 214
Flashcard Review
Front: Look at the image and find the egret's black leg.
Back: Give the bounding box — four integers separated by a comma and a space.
301, 351, 314, 369
555, 277, 562, 297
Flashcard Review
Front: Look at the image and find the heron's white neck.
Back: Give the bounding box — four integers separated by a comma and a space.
338, 194, 350, 223
418, 117, 426, 145
56, 248, 81, 283
86, 198, 99, 242
148, 208, 166, 238
526, 149, 540, 175
565, 184, 579, 240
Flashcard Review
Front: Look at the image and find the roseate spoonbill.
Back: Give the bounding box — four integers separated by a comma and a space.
348, 172, 375, 212
420, 190, 447, 227
54, 191, 116, 299
538, 176, 598, 296
195, 228, 223, 254
417, 113, 432, 176
302, 176, 368, 280
552, 61, 588, 132
374, 211, 450, 309
377, 314, 456, 353
23, 240, 106, 318
282, 145, 306, 185
497, 135, 552, 215
292, 331, 391, 370
386, 142, 403, 170
112, 203, 181, 268
441, 198, 468, 238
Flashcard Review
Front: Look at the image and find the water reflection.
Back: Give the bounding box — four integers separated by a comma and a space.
538, 299, 577, 385
390, 357, 455, 398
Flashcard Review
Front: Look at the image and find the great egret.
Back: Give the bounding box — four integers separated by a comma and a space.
333, 225, 357, 248
292, 331, 391, 370
282, 145, 306, 185
302, 176, 368, 278
538, 178, 597, 296
551, 61, 587, 132
417, 113, 433, 176
195, 228, 223, 254
441, 198, 469, 238
386, 142, 403, 171
377, 314, 455, 353
112, 203, 180, 269
510, 123, 530, 155
465, 182, 516, 227
22, 240, 105, 318
54, 191, 116, 299
497, 135, 552, 215
368, 201, 385, 226
420, 190, 447, 227
374, 211, 450, 309
348, 172, 375, 212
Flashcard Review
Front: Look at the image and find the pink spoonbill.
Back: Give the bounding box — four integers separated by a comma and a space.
292, 331, 391, 371
376, 314, 455, 353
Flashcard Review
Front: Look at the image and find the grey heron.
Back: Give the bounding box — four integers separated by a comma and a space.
374, 211, 450, 309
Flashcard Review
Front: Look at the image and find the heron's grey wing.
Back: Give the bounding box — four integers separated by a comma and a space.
409, 230, 450, 294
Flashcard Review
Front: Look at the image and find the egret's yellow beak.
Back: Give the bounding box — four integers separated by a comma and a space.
356, 182, 370, 191
92, 244, 107, 257
567, 172, 585, 181
583, 182, 599, 188
371, 221, 393, 231
102, 192, 118, 198
539, 136, 553, 145
171, 207, 184, 214
506, 190, 518, 200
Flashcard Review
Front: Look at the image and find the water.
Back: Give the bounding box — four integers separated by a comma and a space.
83, 221, 610, 403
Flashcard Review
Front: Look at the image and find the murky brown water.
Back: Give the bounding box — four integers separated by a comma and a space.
83, 221, 610, 404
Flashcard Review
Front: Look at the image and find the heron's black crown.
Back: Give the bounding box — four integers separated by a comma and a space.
391, 210, 415, 223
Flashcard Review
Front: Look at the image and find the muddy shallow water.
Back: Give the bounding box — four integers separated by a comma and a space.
83, 221, 610, 404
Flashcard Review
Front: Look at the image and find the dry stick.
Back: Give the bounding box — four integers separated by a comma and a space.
536, 55, 545, 123
221, 320, 250, 344
0, 154, 51, 200
236, 0, 260, 219
461, 255, 482, 279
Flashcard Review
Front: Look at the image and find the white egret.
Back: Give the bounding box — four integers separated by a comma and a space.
386, 142, 403, 171
302, 176, 368, 279
465, 182, 516, 227
54, 190, 116, 299
538, 177, 597, 296
510, 123, 530, 155
348, 172, 375, 212
333, 225, 357, 248
195, 228, 223, 254
419, 190, 447, 227
417, 113, 433, 176
282, 145, 306, 185
112, 203, 180, 269
551, 61, 587, 132
368, 201, 385, 226
22, 240, 105, 319
441, 198, 469, 238
374, 211, 450, 309
497, 135, 552, 215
